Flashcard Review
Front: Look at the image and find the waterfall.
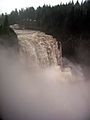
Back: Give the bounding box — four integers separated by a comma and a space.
15, 30, 62, 68
1, 30, 90, 120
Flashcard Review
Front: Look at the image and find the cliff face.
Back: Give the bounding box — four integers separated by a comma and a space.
77, 35, 90, 66
55, 32, 90, 66
0, 28, 19, 50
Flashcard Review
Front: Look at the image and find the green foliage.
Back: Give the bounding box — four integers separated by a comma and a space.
0, 14, 17, 37
0, 0, 89, 57
0, 14, 18, 48
3, 15, 9, 28
5, 0, 90, 34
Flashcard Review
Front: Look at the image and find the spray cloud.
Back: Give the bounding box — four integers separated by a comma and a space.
0, 48, 90, 120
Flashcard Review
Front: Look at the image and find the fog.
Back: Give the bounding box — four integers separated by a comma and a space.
0, 48, 90, 120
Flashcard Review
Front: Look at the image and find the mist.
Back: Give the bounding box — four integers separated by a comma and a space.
0, 48, 90, 120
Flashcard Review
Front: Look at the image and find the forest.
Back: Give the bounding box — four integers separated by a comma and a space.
0, 0, 90, 61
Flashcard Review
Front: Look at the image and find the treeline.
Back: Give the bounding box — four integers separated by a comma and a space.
5, 0, 90, 34
0, 0, 90, 58
0, 15, 9, 34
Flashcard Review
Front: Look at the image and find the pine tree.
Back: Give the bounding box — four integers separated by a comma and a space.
3, 14, 9, 29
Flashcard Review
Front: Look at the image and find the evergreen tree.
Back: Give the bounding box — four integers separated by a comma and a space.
3, 14, 9, 29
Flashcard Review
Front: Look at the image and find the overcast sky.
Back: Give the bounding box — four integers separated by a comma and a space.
0, 0, 83, 14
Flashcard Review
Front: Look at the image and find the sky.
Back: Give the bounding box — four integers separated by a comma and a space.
0, 0, 83, 14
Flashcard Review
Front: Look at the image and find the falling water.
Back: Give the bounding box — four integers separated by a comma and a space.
1, 29, 90, 120
15, 30, 62, 68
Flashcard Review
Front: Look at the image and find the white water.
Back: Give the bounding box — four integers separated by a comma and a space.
0, 30, 90, 120
16, 30, 62, 68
